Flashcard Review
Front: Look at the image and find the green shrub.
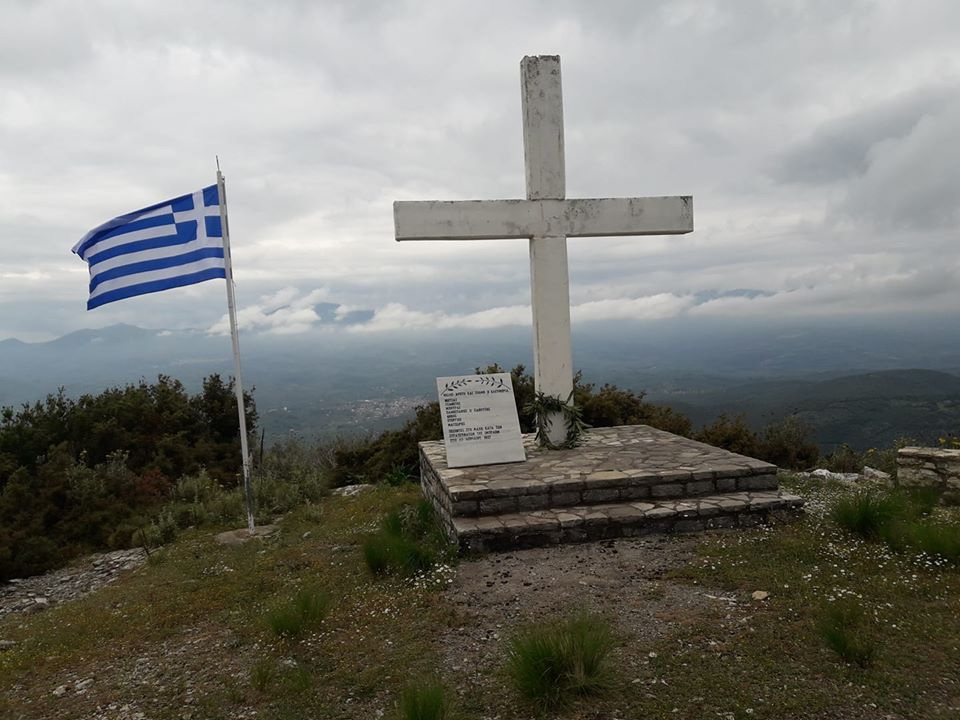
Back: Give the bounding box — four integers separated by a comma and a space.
757, 415, 819, 469
6, 536, 60, 578
395, 679, 455, 720
174, 469, 223, 503
939, 434, 960, 450
817, 600, 875, 667
0, 375, 257, 580
332, 404, 442, 487
145, 509, 180, 546
385, 465, 414, 486
575, 379, 692, 437
696, 414, 759, 456
281, 665, 313, 693
822, 444, 864, 473
362, 536, 391, 575
863, 438, 911, 477
266, 587, 331, 639
505, 612, 614, 708
255, 437, 330, 509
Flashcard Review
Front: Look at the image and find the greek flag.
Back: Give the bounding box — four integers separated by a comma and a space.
73, 185, 226, 310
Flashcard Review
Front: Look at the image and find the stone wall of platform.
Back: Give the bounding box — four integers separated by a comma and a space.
897, 447, 960, 500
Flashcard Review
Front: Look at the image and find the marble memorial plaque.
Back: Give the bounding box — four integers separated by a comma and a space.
437, 373, 526, 468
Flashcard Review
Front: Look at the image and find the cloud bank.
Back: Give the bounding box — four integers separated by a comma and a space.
2, 1, 959, 342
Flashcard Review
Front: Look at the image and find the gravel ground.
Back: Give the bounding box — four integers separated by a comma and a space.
438, 534, 724, 700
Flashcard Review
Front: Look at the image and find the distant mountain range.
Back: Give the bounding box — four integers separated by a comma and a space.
1, 315, 959, 449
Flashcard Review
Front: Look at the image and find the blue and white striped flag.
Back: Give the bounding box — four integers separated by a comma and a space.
73, 185, 227, 310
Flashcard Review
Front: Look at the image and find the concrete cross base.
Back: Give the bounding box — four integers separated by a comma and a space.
419, 425, 805, 552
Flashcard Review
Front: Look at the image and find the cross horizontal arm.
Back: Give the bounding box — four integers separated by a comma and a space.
394, 196, 693, 241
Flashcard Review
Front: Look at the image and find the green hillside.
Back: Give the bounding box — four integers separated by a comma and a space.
667, 369, 960, 451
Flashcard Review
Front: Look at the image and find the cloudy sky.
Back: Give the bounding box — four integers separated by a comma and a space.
2, 0, 958, 342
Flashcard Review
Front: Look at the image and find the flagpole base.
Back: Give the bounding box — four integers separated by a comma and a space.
214, 524, 278, 546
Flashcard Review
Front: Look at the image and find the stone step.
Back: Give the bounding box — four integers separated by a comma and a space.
444, 468, 779, 517
450, 490, 805, 553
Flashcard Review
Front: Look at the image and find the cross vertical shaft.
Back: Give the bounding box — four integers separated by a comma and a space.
522, 55, 574, 444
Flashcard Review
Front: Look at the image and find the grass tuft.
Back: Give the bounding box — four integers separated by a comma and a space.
505, 611, 614, 708
266, 587, 331, 639
396, 679, 455, 720
909, 522, 960, 563
831, 487, 960, 564
250, 659, 278, 692
831, 491, 908, 540
363, 533, 434, 576
363, 501, 446, 577
817, 600, 876, 668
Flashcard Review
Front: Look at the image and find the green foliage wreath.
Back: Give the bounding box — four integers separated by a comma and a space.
525, 391, 589, 450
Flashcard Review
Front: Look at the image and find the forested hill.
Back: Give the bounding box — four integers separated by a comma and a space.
663, 369, 960, 451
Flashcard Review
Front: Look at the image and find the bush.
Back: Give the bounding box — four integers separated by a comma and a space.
575, 380, 691, 437
395, 679, 455, 720
756, 415, 819, 469
822, 444, 864, 474
266, 587, 331, 639
505, 612, 614, 708
256, 436, 331, 504
696, 414, 759, 456
332, 403, 442, 487
0, 375, 257, 580
817, 600, 875, 667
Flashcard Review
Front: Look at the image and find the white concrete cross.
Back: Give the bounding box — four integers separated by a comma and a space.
394, 55, 694, 444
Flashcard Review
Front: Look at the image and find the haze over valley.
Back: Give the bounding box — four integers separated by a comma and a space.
3, 312, 959, 452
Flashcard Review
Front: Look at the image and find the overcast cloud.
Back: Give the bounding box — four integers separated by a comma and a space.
1, 0, 959, 341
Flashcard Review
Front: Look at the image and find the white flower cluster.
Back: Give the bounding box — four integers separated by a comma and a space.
407, 562, 457, 591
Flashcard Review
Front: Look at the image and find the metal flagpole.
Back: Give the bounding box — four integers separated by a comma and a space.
216, 163, 256, 532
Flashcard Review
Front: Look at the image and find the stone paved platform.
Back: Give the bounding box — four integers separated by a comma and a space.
419, 425, 804, 551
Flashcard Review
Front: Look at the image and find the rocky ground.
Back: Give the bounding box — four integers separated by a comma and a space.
0, 548, 147, 624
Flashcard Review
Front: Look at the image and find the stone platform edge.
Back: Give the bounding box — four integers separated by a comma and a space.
419, 439, 778, 520
452, 491, 805, 552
